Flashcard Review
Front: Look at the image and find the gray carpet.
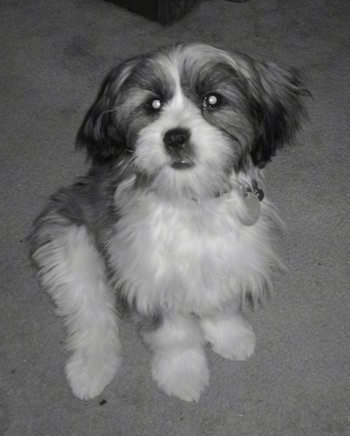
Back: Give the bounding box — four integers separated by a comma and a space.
1, 0, 350, 435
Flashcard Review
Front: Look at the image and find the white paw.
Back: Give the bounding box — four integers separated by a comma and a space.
151, 349, 209, 402
66, 351, 121, 400
201, 314, 256, 361
211, 326, 256, 361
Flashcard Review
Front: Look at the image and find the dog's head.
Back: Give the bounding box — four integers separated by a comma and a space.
77, 43, 307, 199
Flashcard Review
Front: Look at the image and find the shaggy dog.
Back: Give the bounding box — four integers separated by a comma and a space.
30, 43, 307, 402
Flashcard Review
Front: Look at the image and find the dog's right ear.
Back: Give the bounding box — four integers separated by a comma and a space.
76, 58, 139, 164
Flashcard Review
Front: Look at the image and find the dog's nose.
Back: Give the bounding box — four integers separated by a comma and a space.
163, 128, 190, 150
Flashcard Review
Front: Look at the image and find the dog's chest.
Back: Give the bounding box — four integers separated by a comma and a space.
108, 193, 267, 314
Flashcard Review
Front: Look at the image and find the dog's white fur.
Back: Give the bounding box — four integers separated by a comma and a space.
30, 43, 307, 401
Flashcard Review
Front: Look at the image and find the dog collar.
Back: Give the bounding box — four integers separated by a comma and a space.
215, 179, 264, 201
249, 179, 264, 201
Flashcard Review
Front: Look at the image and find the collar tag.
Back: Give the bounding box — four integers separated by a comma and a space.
239, 191, 261, 226
238, 180, 264, 226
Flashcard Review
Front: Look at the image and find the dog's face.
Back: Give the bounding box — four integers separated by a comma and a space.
77, 43, 307, 199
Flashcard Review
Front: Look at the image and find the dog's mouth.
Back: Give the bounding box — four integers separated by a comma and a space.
170, 157, 195, 170
168, 150, 195, 170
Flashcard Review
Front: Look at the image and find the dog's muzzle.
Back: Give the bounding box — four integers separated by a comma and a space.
163, 128, 195, 169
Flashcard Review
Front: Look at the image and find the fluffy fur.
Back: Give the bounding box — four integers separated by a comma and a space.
30, 43, 307, 402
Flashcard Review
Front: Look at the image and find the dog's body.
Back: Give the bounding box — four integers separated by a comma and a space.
30, 43, 307, 402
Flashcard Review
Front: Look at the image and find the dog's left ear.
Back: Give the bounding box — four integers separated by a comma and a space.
243, 59, 309, 168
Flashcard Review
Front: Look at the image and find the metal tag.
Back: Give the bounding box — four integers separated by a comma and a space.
239, 192, 261, 226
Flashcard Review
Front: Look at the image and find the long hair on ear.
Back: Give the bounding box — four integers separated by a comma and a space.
76, 57, 142, 165
244, 59, 309, 168
204, 46, 309, 168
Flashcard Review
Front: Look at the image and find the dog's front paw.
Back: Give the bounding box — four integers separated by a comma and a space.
66, 351, 121, 400
151, 349, 209, 402
201, 313, 256, 361
212, 325, 256, 361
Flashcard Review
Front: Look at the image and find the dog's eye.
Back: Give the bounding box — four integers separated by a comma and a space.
145, 98, 162, 112
203, 93, 222, 109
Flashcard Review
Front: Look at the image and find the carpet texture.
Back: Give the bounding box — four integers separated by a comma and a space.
1, 0, 349, 435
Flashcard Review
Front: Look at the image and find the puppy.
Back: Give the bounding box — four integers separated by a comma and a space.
30, 43, 307, 402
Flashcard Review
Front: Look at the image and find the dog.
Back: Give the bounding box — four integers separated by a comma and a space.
30, 43, 307, 402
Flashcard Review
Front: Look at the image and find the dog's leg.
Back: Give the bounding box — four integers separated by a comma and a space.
32, 223, 121, 400
200, 307, 256, 361
142, 314, 209, 402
